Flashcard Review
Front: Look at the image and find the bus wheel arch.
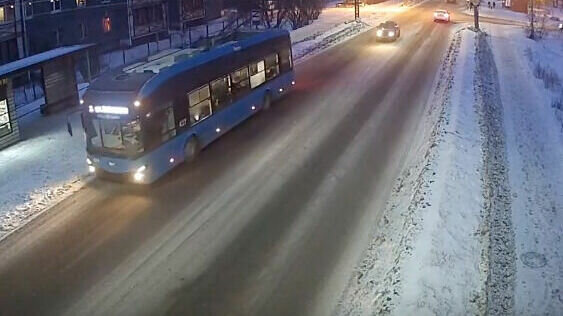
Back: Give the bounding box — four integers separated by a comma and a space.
184, 136, 201, 163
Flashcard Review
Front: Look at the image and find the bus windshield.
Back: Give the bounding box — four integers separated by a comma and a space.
85, 117, 144, 156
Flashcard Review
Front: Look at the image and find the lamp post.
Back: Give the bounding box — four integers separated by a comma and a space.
472, 0, 480, 30
355, 0, 360, 21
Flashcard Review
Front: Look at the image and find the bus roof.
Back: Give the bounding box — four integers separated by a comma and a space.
139, 30, 290, 98
87, 30, 290, 96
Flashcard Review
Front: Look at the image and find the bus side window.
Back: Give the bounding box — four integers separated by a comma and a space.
210, 76, 231, 111
230, 66, 250, 98
161, 106, 176, 142
188, 84, 212, 125
265, 53, 280, 81
279, 48, 292, 72
249, 60, 266, 89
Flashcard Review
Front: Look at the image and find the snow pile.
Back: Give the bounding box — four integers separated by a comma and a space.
293, 21, 370, 61
473, 30, 516, 315
485, 23, 563, 314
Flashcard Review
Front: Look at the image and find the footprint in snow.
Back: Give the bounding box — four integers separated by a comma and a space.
521, 251, 547, 269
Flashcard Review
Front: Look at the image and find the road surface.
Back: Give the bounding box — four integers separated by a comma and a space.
0, 2, 457, 315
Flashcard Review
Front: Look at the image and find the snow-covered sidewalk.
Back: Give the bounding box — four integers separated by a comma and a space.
486, 23, 563, 314
0, 87, 89, 239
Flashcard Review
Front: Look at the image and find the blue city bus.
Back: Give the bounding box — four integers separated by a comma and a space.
81, 30, 295, 183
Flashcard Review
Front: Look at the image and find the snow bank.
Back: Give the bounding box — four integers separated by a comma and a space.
293, 21, 370, 61
473, 30, 516, 315
393, 29, 485, 315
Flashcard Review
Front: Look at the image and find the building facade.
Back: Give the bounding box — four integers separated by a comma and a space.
0, 0, 223, 65
23, 0, 128, 55
168, 0, 222, 31
0, 0, 23, 64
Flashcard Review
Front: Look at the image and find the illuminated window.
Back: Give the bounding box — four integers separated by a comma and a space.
0, 4, 16, 23
0, 99, 12, 137
102, 16, 111, 33
230, 67, 250, 97
25, 2, 33, 18
51, 0, 61, 12
264, 53, 279, 80
188, 85, 212, 125
249, 60, 266, 89
76, 0, 86, 7
279, 48, 292, 72
210, 76, 231, 111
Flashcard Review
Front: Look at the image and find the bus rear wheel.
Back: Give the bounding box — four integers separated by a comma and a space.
184, 138, 200, 163
263, 92, 272, 111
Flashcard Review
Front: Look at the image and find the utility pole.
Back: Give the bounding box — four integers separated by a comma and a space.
354, 0, 360, 21
472, 0, 480, 30
529, 0, 535, 38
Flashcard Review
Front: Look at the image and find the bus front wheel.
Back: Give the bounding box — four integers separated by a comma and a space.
184, 138, 200, 163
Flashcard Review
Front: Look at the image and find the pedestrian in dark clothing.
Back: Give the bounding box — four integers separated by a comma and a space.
493, 1, 496, 8
487, 1, 491, 8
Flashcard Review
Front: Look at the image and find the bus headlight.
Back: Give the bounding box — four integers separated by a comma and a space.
388, 31, 395, 37
86, 157, 92, 165
376, 29, 383, 37
88, 165, 96, 173
133, 165, 147, 182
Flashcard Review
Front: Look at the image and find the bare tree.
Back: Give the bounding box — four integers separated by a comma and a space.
283, 0, 324, 29
528, 0, 548, 39
529, 0, 536, 38
227, 0, 324, 30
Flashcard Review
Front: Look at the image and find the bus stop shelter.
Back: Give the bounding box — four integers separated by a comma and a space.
0, 44, 93, 150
